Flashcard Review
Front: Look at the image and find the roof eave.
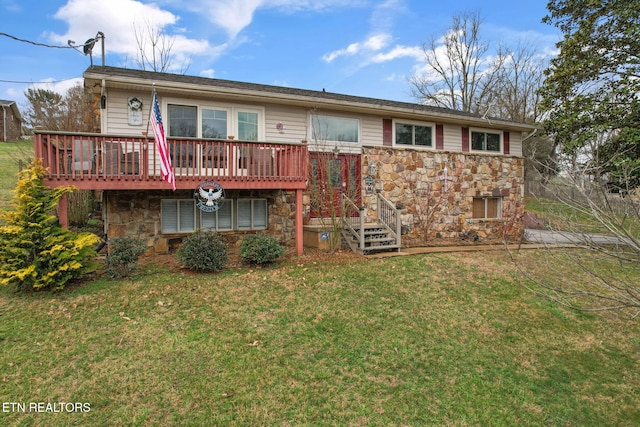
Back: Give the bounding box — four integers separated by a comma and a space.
84, 69, 536, 133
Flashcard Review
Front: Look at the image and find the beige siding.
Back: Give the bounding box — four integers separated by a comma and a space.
102, 89, 524, 158
361, 115, 383, 146
264, 104, 308, 144
104, 90, 151, 136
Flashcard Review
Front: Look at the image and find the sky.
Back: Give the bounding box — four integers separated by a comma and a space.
0, 0, 561, 111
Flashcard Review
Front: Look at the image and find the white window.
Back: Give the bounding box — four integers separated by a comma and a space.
168, 105, 197, 138
201, 201, 233, 231
472, 197, 502, 219
161, 200, 196, 233
394, 121, 434, 147
237, 111, 259, 141
311, 114, 359, 143
471, 129, 501, 152
166, 101, 264, 141
202, 109, 228, 139
161, 198, 267, 233
237, 199, 268, 230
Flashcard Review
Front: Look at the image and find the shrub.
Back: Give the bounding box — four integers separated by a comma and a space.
105, 236, 147, 278
240, 233, 285, 265
0, 160, 99, 291
176, 230, 228, 272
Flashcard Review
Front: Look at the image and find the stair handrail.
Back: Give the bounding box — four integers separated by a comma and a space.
376, 190, 401, 248
341, 192, 365, 250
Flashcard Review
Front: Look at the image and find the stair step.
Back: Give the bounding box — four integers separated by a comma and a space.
341, 224, 401, 255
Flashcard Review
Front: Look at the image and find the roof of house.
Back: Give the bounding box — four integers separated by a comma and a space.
84, 65, 536, 132
0, 99, 22, 121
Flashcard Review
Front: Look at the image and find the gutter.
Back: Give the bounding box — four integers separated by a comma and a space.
84, 71, 537, 133
1, 103, 9, 142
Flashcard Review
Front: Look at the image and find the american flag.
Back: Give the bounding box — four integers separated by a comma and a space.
150, 91, 175, 190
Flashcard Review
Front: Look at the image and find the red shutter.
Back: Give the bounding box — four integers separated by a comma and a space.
436, 124, 444, 150
383, 118, 392, 146
462, 127, 470, 152
503, 131, 510, 154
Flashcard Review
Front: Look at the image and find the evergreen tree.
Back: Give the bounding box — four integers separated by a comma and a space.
0, 160, 99, 291
540, 0, 640, 189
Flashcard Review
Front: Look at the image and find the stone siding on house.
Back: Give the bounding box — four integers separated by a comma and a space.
361, 146, 525, 246
105, 189, 297, 255
103, 148, 525, 254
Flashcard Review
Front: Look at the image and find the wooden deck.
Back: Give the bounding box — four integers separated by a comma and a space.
34, 131, 309, 191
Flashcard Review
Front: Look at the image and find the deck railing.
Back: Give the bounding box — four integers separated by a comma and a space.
34, 131, 308, 190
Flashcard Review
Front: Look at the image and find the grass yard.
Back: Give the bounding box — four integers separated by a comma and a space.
1, 250, 639, 426
0, 139, 33, 211
0, 141, 639, 425
524, 194, 640, 237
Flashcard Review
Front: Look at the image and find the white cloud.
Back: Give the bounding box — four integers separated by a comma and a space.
370, 0, 404, 33
30, 77, 84, 95
50, 0, 221, 64
200, 69, 215, 78
5, 87, 22, 99
370, 45, 422, 63
189, 0, 366, 39
323, 33, 392, 63
1, 0, 21, 13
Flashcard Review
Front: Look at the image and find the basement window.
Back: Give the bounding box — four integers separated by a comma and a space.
472, 197, 501, 219
161, 199, 267, 234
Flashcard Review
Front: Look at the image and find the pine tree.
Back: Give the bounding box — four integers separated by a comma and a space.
0, 160, 99, 291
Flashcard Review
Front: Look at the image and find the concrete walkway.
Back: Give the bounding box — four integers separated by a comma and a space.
524, 229, 632, 246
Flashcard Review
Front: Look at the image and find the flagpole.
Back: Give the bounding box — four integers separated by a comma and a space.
145, 83, 156, 138
148, 84, 176, 191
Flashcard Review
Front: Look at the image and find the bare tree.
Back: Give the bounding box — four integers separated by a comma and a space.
508, 148, 640, 318
60, 85, 98, 132
133, 20, 190, 73
490, 43, 545, 123
306, 112, 361, 252
506, 0, 640, 319
24, 84, 96, 132
409, 11, 501, 113
23, 88, 64, 131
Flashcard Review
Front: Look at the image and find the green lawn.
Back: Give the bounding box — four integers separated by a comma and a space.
0, 139, 33, 211
1, 141, 639, 425
0, 251, 639, 426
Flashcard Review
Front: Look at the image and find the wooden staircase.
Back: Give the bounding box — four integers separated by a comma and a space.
341, 191, 402, 255
341, 223, 400, 255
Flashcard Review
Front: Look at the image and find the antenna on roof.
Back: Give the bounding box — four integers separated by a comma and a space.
68, 31, 105, 66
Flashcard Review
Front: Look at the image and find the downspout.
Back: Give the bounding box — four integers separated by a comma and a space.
101, 79, 107, 132
1, 104, 7, 142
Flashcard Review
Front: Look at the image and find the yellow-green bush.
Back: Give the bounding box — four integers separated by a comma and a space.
0, 160, 99, 291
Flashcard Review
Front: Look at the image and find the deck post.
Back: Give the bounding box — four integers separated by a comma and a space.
295, 189, 304, 256
58, 193, 69, 229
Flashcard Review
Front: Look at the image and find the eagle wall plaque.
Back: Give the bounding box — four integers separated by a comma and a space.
194, 181, 225, 212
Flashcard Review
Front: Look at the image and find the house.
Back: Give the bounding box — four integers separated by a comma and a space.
0, 100, 23, 142
34, 65, 535, 256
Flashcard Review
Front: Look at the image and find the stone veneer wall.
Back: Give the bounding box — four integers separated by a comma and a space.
105, 189, 297, 255
362, 146, 525, 246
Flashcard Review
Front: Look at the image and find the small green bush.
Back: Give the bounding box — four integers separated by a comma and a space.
176, 230, 228, 272
105, 236, 147, 278
240, 233, 285, 265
